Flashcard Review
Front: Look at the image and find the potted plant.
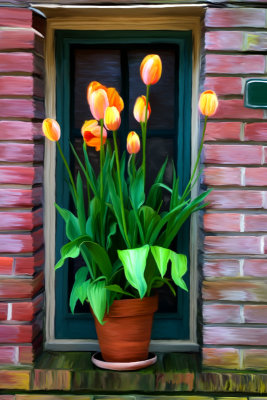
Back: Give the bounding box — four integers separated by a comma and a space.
42, 54, 218, 366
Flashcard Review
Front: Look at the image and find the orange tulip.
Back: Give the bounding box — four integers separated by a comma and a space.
198, 90, 218, 117
81, 119, 107, 151
133, 95, 151, 123
140, 54, 162, 86
104, 106, 121, 131
127, 131, 140, 154
42, 118, 61, 142
89, 88, 109, 121
87, 81, 106, 105
106, 87, 124, 113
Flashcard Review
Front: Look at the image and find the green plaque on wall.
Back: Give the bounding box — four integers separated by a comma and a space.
245, 79, 267, 109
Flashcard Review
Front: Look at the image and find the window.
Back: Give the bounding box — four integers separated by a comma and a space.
54, 30, 192, 342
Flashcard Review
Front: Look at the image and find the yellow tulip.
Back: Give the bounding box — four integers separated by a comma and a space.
127, 131, 140, 154
140, 54, 162, 86
81, 119, 107, 151
198, 90, 218, 117
42, 118, 61, 142
104, 106, 121, 131
133, 95, 151, 123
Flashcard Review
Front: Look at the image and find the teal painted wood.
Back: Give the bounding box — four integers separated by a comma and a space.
55, 30, 192, 340
245, 79, 267, 109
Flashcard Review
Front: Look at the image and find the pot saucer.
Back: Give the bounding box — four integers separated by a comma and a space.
91, 352, 157, 371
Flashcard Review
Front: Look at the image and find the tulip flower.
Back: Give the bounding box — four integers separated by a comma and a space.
140, 54, 162, 86
42, 118, 61, 141
104, 106, 121, 131
89, 88, 109, 121
106, 87, 124, 113
198, 90, 218, 117
127, 131, 140, 154
87, 81, 106, 105
81, 119, 107, 151
133, 95, 151, 123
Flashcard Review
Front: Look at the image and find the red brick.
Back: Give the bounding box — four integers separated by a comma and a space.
0, 166, 43, 185
0, 271, 43, 299
205, 122, 241, 141
0, 76, 44, 98
244, 305, 267, 323
0, 53, 43, 75
0, 325, 33, 343
0, 209, 43, 232
203, 280, 267, 302
0, 257, 13, 275
0, 229, 43, 253
203, 304, 241, 323
243, 259, 267, 277
0, 303, 8, 320
204, 78, 242, 97
0, 187, 43, 208
0, 396, 14, 400
204, 213, 240, 232
19, 334, 42, 364
205, 31, 243, 51
245, 214, 267, 231
15, 249, 44, 275
204, 144, 262, 165
203, 259, 240, 278
206, 54, 265, 74
204, 326, 267, 346
0, 99, 44, 119
0, 30, 43, 55
0, 143, 43, 163
204, 236, 262, 255
0, 370, 30, 390
203, 348, 240, 369
0, 8, 32, 28
0, 121, 42, 141
206, 190, 264, 210
245, 168, 267, 186
0, 346, 16, 364
243, 349, 267, 369
205, 8, 266, 28
204, 167, 242, 186
211, 99, 263, 120
245, 122, 267, 141
12, 294, 43, 321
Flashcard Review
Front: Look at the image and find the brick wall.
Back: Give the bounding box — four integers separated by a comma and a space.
0, 8, 45, 366
203, 7, 267, 370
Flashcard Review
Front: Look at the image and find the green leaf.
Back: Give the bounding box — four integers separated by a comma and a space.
76, 172, 86, 234
69, 267, 89, 313
139, 206, 161, 243
55, 204, 81, 240
146, 157, 168, 209
87, 278, 107, 324
105, 284, 135, 298
117, 245, 149, 298
130, 167, 145, 210
151, 246, 171, 278
170, 251, 188, 292
106, 222, 117, 250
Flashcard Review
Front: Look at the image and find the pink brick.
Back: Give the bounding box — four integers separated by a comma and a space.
0, 209, 43, 231
0, 121, 42, 141
0, 8, 32, 28
205, 31, 243, 51
204, 144, 262, 165
0, 166, 43, 185
204, 167, 242, 186
203, 304, 241, 323
204, 326, 267, 345
0, 303, 8, 320
0, 187, 43, 208
203, 347, 240, 369
12, 294, 43, 321
0, 30, 43, 55
0, 52, 42, 75
0, 257, 13, 275
203, 259, 240, 278
204, 213, 240, 232
211, 99, 263, 120
0, 76, 43, 97
0, 347, 16, 364
0, 143, 43, 163
245, 122, 267, 141
0, 325, 33, 344
205, 122, 241, 141
0, 229, 43, 254
203, 280, 267, 302
245, 168, 267, 186
0, 99, 44, 119
15, 249, 44, 276
204, 236, 262, 254
0, 272, 43, 299
204, 78, 242, 97
205, 8, 266, 28
244, 305, 267, 323
243, 349, 267, 369
245, 214, 267, 232
243, 259, 267, 277
264, 147, 267, 164
206, 190, 264, 210
206, 54, 265, 74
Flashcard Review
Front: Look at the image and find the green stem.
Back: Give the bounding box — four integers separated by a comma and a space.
83, 141, 91, 216
132, 154, 136, 179
56, 141, 77, 200
99, 119, 105, 246
142, 84, 150, 185
113, 130, 131, 248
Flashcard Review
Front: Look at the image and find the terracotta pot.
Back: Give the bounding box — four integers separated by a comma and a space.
92, 295, 158, 362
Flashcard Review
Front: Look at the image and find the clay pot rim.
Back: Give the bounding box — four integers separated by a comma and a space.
105, 294, 158, 318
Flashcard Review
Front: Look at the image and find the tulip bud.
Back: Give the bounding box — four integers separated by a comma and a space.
198, 90, 218, 117
89, 88, 109, 121
133, 95, 151, 123
81, 119, 107, 151
42, 118, 61, 142
127, 131, 140, 154
106, 87, 124, 113
104, 106, 121, 131
140, 54, 162, 86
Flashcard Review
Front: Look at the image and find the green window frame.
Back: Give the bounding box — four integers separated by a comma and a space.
55, 30, 192, 340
